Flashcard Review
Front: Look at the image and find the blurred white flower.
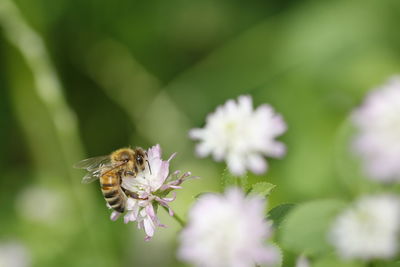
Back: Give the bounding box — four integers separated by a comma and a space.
295, 254, 310, 267
111, 144, 194, 240
0, 241, 31, 267
329, 194, 400, 260
190, 95, 287, 176
15, 186, 65, 224
352, 77, 400, 182
178, 187, 278, 267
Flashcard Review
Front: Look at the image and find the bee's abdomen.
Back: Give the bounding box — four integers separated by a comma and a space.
100, 171, 125, 213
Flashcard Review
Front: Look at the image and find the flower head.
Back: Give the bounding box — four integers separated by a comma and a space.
352, 77, 400, 182
0, 241, 31, 267
329, 194, 400, 260
190, 95, 287, 176
15, 186, 65, 224
178, 187, 279, 267
111, 144, 193, 240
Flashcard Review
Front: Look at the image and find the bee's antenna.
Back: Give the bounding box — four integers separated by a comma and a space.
147, 160, 152, 175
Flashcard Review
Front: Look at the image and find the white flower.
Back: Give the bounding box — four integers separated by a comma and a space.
329, 194, 400, 260
111, 144, 194, 240
0, 241, 31, 267
295, 255, 310, 267
190, 95, 287, 176
178, 187, 279, 267
352, 77, 400, 182
15, 186, 65, 224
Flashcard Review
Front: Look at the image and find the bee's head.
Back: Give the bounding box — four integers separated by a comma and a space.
134, 148, 147, 171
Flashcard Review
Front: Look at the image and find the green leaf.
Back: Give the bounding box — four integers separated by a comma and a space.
221, 168, 238, 188
248, 182, 276, 198
280, 199, 347, 256
267, 203, 295, 229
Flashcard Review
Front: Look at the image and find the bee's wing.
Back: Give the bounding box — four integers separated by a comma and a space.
81, 171, 101, 184
74, 156, 112, 184
73, 156, 111, 171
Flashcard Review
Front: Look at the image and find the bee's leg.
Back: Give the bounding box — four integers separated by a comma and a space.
119, 165, 135, 177
127, 191, 139, 199
117, 169, 123, 179
122, 188, 139, 199
116, 170, 124, 186
121, 187, 148, 200
124, 170, 135, 176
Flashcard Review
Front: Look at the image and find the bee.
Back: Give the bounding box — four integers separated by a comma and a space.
74, 147, 149, 213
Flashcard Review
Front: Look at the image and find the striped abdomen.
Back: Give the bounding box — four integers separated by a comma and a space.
100, 169, 126, 213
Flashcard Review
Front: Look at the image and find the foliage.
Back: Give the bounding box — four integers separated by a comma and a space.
1, 0, 400, 266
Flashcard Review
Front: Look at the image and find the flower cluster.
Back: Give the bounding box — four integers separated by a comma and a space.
352, 77, 400, 182
178, 188, 279, 267
329, 194, 400, 260
190, 95, 287, 176
84, 85, 400, 267
111, 144, 193, 240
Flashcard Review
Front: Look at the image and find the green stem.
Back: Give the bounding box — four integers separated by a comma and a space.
235, 177, 241, 187
162, 206, 186, 227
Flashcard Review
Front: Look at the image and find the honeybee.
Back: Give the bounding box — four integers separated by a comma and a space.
74, 147, 149, 213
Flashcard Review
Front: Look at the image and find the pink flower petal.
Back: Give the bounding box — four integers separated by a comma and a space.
145, 204, 156, 221
182, 171, 191, 178
110, 211, 121, 221
247, 154, 267, 175
147, 144, 161, 159
168, 185, 183, 189
143, 217, 155, 238
124, 211, 137, 223
167, 153, 177, 162
158, 161, 170, 182
162, 192, 177, 202
173, 170, 181, 176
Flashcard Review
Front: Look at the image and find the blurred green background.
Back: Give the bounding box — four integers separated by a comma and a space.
1, 0, 400, 266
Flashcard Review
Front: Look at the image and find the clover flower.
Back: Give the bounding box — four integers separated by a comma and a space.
178, 187, 279, 267
15, 185, 65, 224
329, 194, 400, 260
352, 77, 400, 182
0, 241, 31, 267
190, 95, 287, 176
111, 144, 193, 240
